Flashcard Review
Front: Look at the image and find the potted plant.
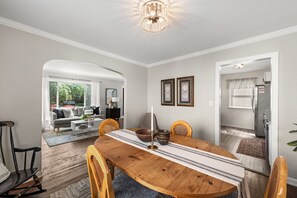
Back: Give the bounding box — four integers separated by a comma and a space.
81, 114, 90, 121
288, 123, 297, 152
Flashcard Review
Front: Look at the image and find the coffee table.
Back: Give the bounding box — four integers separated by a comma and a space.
71, 118, 103, 135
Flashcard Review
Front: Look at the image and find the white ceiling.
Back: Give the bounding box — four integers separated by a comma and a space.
43, 60, 124, 80
1, 0, 297, 66
221, 59, 271, 75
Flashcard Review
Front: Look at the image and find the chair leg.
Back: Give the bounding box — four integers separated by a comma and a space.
3, 175, 47, 198
107, 161, 115, 180
33, 175, 44, 191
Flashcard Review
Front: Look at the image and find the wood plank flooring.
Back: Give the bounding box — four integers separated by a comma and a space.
220, 126, 270, 176
32, 133, 297, 198
32, 136, 97, 197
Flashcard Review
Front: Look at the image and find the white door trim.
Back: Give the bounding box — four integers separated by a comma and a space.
214, 52, 279, 165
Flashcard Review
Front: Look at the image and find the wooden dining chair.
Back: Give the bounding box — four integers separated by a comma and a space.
264, 156, 288, 198
170, 120, 193, 137
86, 145, 160, 198
98, 119, 120, 136
223, 156, 288, 198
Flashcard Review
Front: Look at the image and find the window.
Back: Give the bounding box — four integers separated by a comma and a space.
49, 80, 92, 109
229, 88, 254, 109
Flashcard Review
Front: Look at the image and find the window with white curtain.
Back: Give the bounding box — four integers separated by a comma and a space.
229, 88, 253, 108
227, 77, 257, 109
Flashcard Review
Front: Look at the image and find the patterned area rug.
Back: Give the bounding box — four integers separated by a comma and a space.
50, 178, 90, 198
43, 129, 98, 147
50, 172, 172, 198
236, 138, 266, 159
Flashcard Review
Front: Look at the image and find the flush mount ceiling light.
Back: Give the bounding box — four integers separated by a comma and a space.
234, 64, 245, 69
139, 0, 169, 32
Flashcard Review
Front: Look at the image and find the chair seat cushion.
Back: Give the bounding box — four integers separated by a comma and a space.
0, 168, 38, 194
113, 172, 159, 198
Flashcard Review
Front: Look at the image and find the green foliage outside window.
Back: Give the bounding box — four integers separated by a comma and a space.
49, 81, 90, 108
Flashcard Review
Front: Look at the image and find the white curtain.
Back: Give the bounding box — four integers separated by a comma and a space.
42, 76, 50, 129
227, 77, 257, 89
91, 81, 100, 107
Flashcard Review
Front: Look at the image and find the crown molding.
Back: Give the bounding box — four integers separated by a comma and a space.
2, 17, 297, 68
148, 25, 297, 67
0, 17, 147, 67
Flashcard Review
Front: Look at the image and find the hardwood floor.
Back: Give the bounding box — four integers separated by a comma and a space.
32, 133, 297, 198
220, 126, 270, 176
32, 136, 97, 197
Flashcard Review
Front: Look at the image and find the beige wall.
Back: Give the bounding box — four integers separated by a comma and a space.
221, 70, 269, 130
148, 32, 297, 179
0, 25, 147, 170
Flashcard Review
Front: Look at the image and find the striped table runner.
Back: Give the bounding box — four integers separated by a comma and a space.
106, 129, 247, 198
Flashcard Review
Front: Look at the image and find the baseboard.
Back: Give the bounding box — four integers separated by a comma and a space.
221, 123, 254, 131
288, 177, 297, 187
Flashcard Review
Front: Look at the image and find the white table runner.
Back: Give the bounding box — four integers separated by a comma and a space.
106, 129, 246, 197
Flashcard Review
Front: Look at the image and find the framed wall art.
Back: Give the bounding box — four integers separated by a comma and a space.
105, 88, 117, 105
177, 76, 194, 107
161, 78, 175, 106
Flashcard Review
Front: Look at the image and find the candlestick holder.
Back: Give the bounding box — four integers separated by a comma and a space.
147, 130, 158, 150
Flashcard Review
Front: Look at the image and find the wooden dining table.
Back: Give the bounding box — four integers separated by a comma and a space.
94, 130, 240, 198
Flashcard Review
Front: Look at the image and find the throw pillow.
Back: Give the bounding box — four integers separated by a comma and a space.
93, 106, 100, 115
72, 107, 78, 116
77, 107, 85, 116
62, 108, 74, 118
53, 108, 65, 119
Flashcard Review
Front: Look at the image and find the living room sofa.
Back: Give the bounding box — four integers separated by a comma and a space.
50, 107, 103, 132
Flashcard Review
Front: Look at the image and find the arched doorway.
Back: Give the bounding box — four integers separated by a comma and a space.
40, 60, 126, 194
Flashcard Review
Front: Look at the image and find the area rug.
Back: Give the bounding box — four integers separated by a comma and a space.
236, 138, 265, 159
43, 130, 98, 147
49, 178, 90, 198
50, 172, 172, 198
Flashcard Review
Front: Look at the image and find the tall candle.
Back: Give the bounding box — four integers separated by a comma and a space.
151, 106, 153, 132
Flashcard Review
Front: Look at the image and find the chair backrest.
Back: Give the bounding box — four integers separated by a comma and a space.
264, 156, 288, 198
86, 145, 115, 198
170, 120, 192, 137
140, 113, 159, 130
0, 121, 19, 173
98, 119, 119, 136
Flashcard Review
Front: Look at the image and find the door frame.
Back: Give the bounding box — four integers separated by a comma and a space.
214, 52, 279, 165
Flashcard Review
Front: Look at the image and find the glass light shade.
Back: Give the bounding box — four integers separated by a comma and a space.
139, 0, 169, 32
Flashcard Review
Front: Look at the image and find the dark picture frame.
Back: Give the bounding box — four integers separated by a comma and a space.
105, 88, 117, 105
161, 78, 175, 106
177, 76, 194, 107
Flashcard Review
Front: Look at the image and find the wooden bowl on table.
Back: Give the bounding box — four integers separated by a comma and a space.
135, 128, 157, 142
157, 129, 170, 145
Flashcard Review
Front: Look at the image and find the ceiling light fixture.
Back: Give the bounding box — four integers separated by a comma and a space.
234, 64, 245, 69
139, 0, 169, 32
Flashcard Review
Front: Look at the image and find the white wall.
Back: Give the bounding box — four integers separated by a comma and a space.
221, 70, 269, 130
100, 79, 124, 117
0, 24, 147, 171
148, 32, 297, 180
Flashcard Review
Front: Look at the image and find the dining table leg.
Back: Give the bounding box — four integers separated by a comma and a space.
107, 161, 115, 180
